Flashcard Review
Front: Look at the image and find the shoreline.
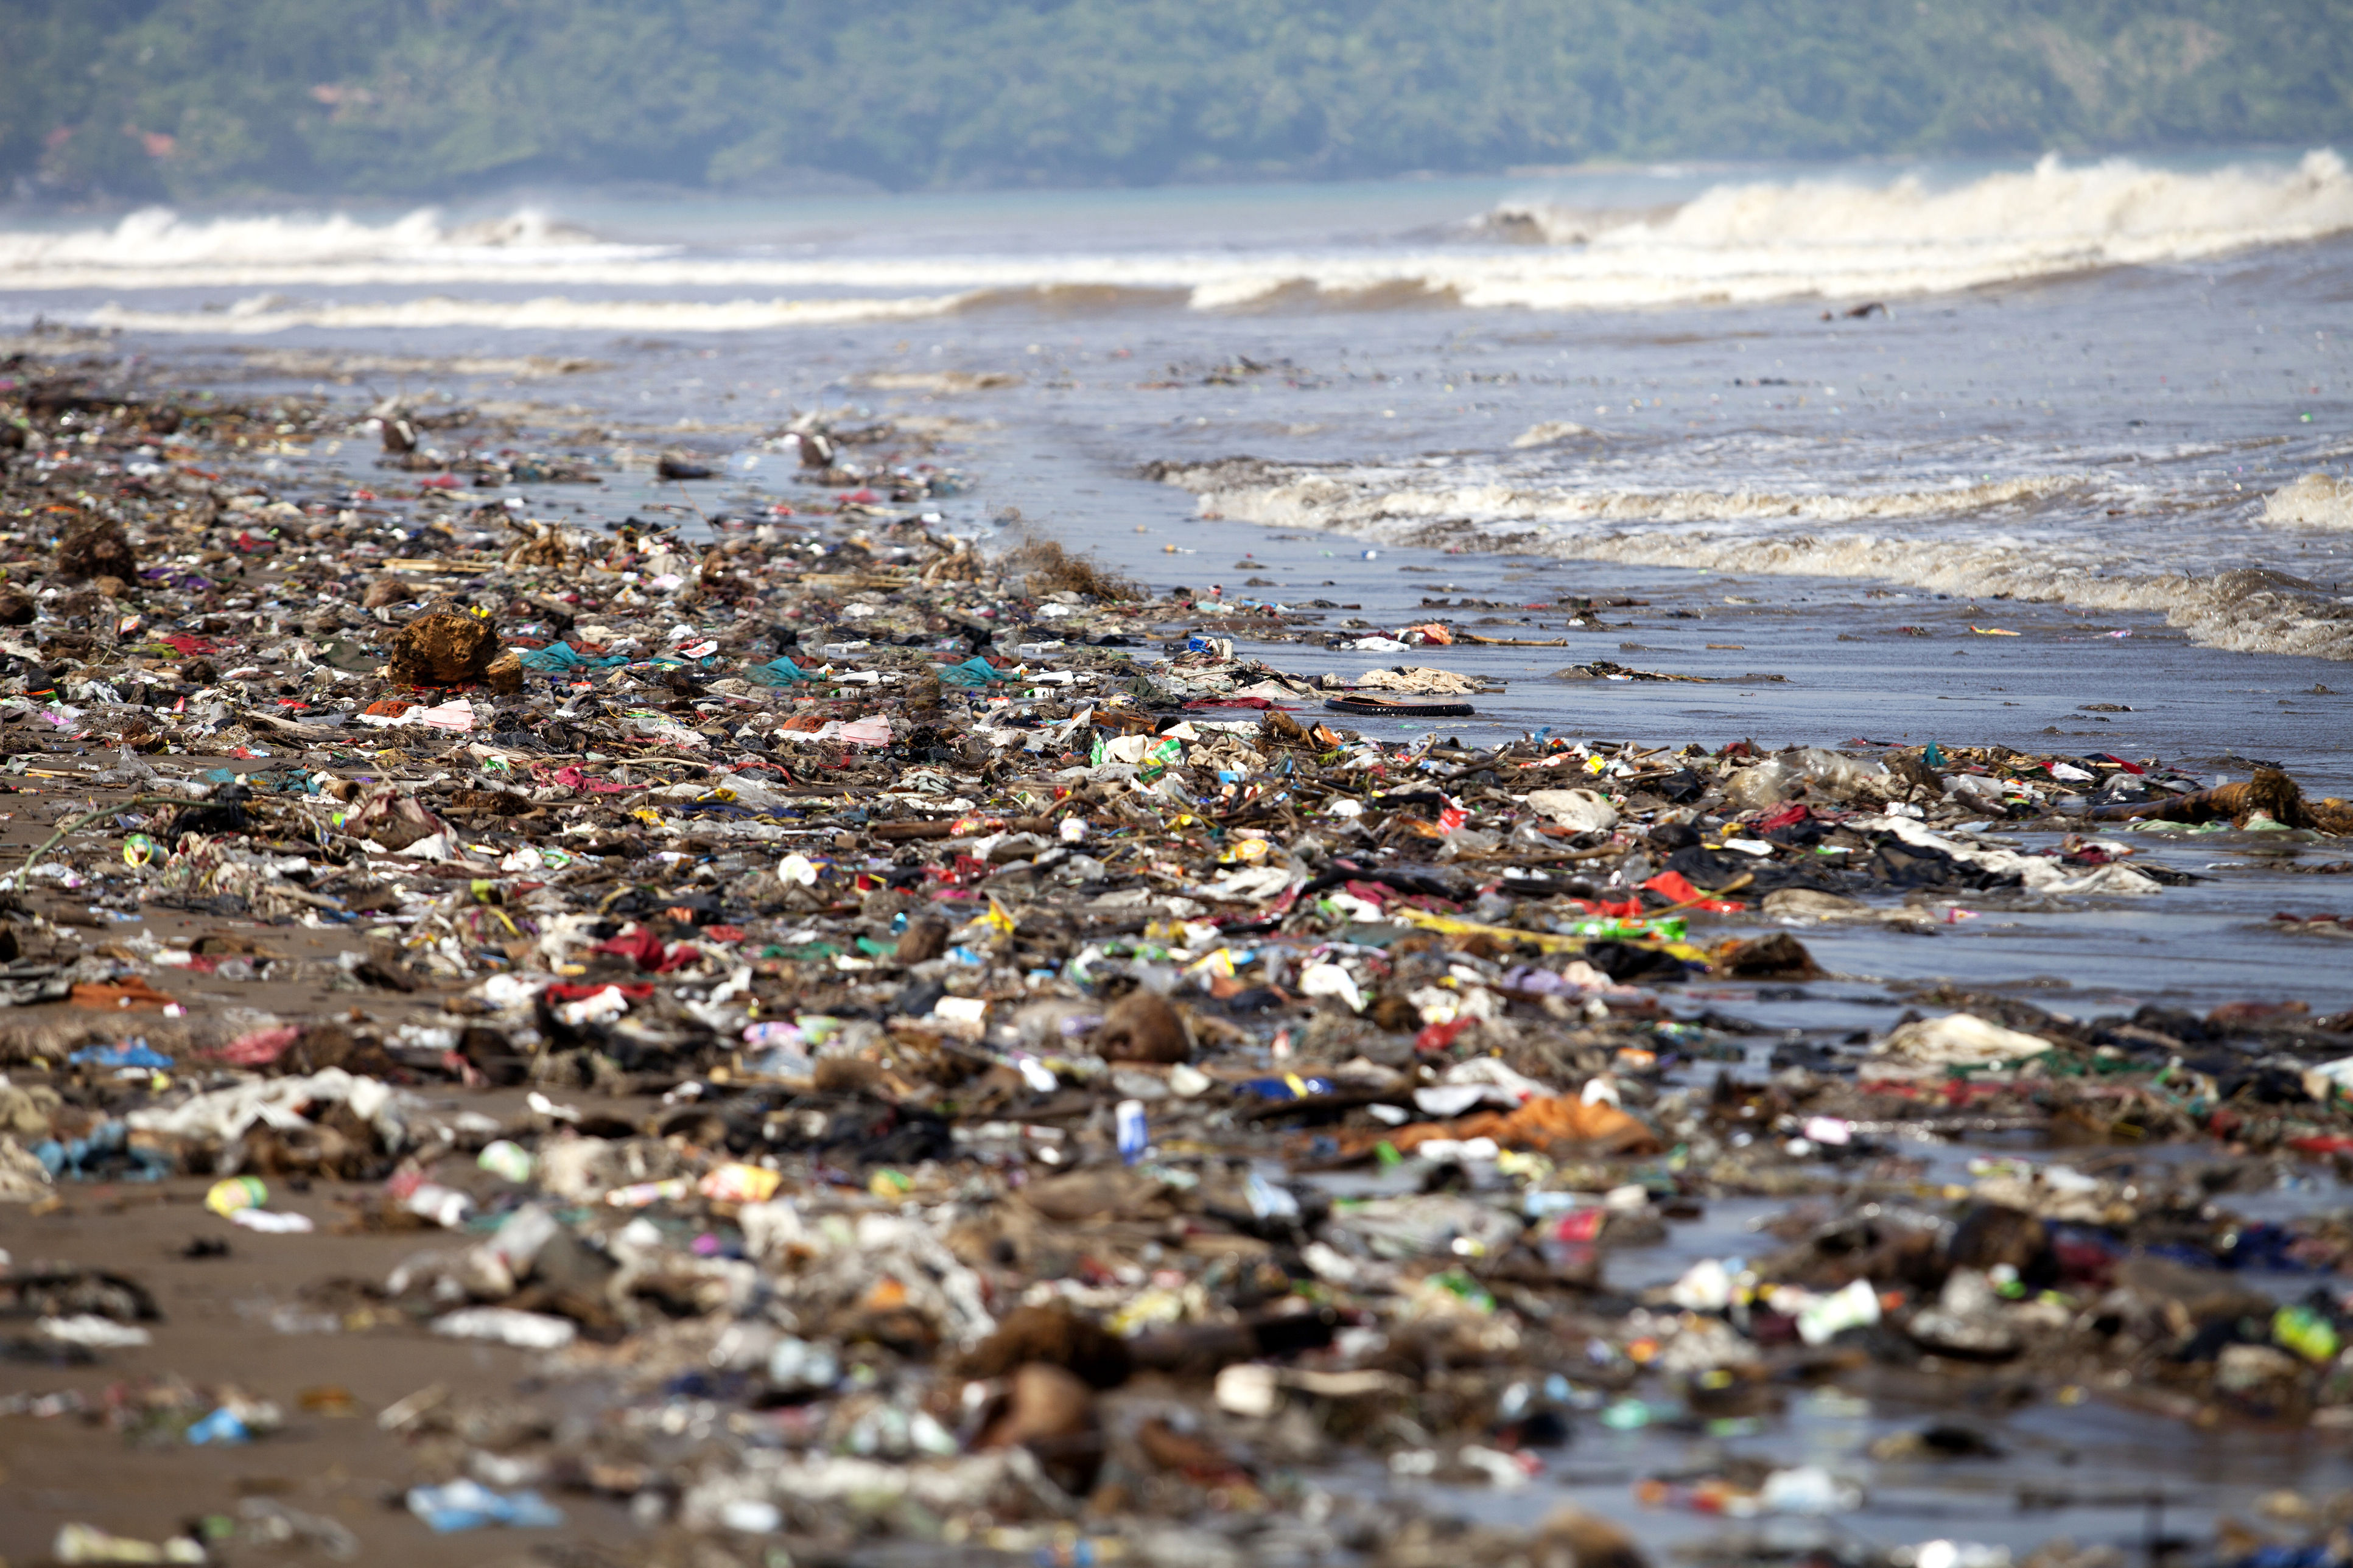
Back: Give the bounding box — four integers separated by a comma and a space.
7, 355, 2353, 1566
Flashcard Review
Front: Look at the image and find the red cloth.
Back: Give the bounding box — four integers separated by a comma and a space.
533, 764, 641, 794
545, 980, 656, 1001
591, 928, 696, 974
211, 1024, 301, 1066
1415, 1017, 1481, 1053
1642, 870, 1747, 912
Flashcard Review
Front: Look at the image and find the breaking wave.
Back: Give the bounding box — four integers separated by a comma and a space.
1151, 458, 2353, 663
2264, 473, 2353, 531
1497, 149, 2353, 261
6, 152, 2349, 313
1446, 149, 2353, 308
82, 293, 976, 334
0, 206, 627, 274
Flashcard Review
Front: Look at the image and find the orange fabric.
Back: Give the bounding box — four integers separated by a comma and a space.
1327, 1094, 1660, 1160
70, 976, 180, 1010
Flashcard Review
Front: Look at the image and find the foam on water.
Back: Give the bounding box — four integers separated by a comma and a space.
81, 293, 977, 334
2265, 473, 2353, 531
0, 205, 633, 272
1153, 457, 2353, 662
1503, 149, 2353, 267
8, 152, 2349, 313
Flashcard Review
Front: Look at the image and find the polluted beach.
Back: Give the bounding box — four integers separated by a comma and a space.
4, 24, 2353, 1568
2, 351, 2353, 1568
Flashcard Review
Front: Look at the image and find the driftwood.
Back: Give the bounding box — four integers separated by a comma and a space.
2092, 767, 2353, 834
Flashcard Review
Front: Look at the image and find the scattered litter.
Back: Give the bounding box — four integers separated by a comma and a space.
0, 370, 2347, 1568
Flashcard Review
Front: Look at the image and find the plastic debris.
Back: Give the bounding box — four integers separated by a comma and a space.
405, 1480, 566, 1533
0, 371, 2348, 1568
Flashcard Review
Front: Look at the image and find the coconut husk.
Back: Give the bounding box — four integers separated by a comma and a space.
54, 519, 138, 583
387, 610, 499, 687
1092, 988, 1189, 1063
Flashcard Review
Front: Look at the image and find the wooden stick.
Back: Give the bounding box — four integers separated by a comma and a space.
11, 794, 195, 891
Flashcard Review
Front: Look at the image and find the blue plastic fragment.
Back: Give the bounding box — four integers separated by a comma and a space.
69, 1040, 174, 1070
405, 1480, 566, 1533
33, 1119, 173, 1181
1240, 1076, 1336, 1101
745, 655, 817, 686
939, 655, 1014, 688
518, 642, 627, 673
187, 1407, 251, 1445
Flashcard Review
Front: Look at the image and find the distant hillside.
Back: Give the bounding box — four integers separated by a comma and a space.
8, 0, 2352, 201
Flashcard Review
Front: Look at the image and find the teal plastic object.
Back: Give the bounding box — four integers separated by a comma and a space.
745, 655, 818, 685
518, 642, 626, 672
939, 655, 1014, 687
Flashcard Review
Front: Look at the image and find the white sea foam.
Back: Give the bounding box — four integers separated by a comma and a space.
1510, 421, 1599, 448
0, 206, 629, 271
1506, 150, 2353, 262
1153, 458, 2353, 662
83, 293, 977, 334
2264, 473, 2353, 531
8, 152, 2349, 312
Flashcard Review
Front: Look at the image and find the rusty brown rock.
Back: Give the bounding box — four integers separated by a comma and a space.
484, 648, 524, 694
1714, 932, 1821, 981
362, 577, 412, 610
387, 610, 499, 688
0, 585, 32, 626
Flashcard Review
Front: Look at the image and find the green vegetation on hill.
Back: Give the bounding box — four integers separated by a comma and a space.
8, 0, 2352, 201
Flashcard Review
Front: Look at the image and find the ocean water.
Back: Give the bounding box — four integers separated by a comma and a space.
4, 153, 2351, 944
7, 153, 2353, 1008
6, 152, 2349, 665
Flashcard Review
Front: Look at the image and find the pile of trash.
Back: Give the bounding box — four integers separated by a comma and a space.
6, 361, 2353, 1567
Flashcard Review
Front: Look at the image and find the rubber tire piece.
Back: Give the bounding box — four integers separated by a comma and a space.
1324, 696, 1476, 718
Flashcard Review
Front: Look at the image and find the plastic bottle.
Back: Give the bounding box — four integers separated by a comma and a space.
205, 1176, 267, 1217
